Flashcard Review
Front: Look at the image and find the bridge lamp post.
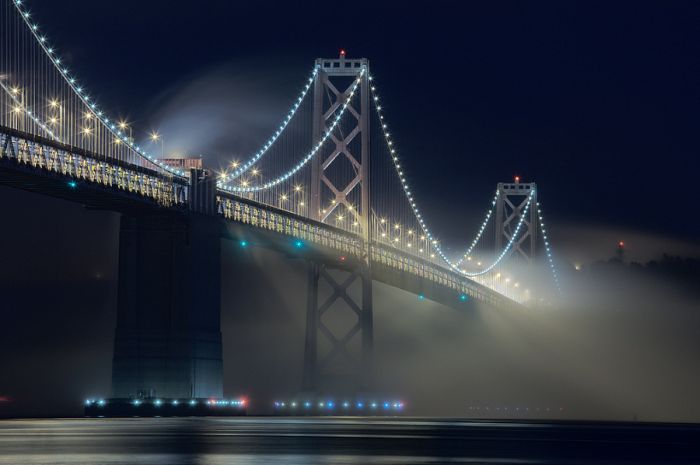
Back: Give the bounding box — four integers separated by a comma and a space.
118, 121, 133, 144
9, 87, 24, 131
80, 125, 94, 152
293, 185, 304, 214
150, 131, 164, 158
48, 99, 62, 140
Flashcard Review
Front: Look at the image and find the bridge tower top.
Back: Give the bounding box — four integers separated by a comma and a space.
495, 178, 538, 262
314, 54, 369, 75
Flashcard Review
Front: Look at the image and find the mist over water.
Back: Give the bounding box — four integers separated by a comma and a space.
221, 234, 700, 421
0, 183, 698, 422
137, 59, 312, 169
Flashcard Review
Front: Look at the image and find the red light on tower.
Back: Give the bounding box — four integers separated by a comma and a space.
616, 240, 625, 262
339, 49, 346, 57
514, 175, 520, 183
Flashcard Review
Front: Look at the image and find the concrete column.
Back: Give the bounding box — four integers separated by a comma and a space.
111, 212, 223, 399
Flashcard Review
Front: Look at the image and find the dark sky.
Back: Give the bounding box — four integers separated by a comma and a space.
22, 0, 700, 244
2, 0, 700, 419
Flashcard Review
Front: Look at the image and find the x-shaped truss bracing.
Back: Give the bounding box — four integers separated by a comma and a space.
302, 262, 373, 394
495, 182, 538, 261
310, 57, 370, 242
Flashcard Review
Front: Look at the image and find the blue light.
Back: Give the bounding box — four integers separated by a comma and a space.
68, 180, 77, 188
327, 401, 335, 408
418, 293, 425, 301
97, 399, 105, 407
459, 294, 469, 302
132, 400, 141, 406
239, 240, 248, 248
370, 402, 377, 409
85, 399, 92, 406
383, 402, 390, 409
294, 239, 304, 249
343, 402, 350, 408
304, 401, 311, 408
356, 402, 364, 408
154, 399, 162, 407
189, 399, 197, 406
172, 400, 179, 406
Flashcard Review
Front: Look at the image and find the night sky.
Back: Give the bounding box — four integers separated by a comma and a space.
16, 0, 700, 245
1, 0, 700, 419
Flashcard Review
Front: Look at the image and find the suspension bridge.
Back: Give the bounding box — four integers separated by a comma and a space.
0, 1, 560, 401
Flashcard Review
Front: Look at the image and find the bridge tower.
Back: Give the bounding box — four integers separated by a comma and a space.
495, 178, 538, 261
304, 53, 373, 395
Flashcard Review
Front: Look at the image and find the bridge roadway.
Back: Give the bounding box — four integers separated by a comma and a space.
0, 124, 516, 311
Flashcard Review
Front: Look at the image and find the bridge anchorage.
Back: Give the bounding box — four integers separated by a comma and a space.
1, 0, 562, 413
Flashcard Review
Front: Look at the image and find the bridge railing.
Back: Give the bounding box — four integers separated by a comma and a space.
218, 192, 365, 258
369, 243, 503, 306
217, 192, 518, 307
0, 125, 188, 207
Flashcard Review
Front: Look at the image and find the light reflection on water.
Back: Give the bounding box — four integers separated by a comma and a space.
0, 418, 540, 465
0, 454, 535, 465
1, 417, 690, 465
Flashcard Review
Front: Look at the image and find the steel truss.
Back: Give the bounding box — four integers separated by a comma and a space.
310, 54, 370, 242
302, 260, 373, 394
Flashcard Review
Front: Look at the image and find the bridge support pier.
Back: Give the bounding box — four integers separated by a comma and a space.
302, 260, 373, 396
112, 170, 223, 399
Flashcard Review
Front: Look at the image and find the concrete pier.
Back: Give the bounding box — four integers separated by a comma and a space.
111, 170, 223, 399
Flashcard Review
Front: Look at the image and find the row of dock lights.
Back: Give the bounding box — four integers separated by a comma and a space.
85, 398, 246, 407
273, 399, 404, 415
84, 398, 247, 417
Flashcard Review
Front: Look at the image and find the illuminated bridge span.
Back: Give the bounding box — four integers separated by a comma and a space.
0, 0, 560, 399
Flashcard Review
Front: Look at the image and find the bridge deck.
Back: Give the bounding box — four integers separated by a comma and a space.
1, 125, 520, 310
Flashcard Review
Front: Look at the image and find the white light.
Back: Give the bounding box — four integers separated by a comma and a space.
221, 68, 365, 192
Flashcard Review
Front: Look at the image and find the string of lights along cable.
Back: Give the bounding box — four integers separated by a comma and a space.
218, 68, 365, 193
367, 73, 557, 301
0, 0, 562, 306
453, 190, 499, 268
369, 75, 532, 278
219, 66, 320, 182
537, 203, 562, 295
7, 0, 185, 177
